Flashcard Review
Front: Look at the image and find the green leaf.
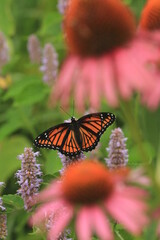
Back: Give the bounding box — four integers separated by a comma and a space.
40, 12, 62, 36
129, 141, 155, 167
43, 150, 62, 175
0, 0, 15, 35
0, 135, 31, 181
43, 173, 60, 183
4, 75, 49, 106
2, 194, 24, 210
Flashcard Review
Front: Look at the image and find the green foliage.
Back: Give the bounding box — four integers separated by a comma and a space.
0, 136, 30, 181
0, 0, 15, 35
0, 0, 160, 239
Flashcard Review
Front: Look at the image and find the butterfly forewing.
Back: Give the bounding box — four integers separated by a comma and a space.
78, 112, 115, 151
34, 123, 70, 150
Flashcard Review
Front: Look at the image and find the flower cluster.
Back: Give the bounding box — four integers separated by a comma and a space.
27, 34, 42, 64
16, 148, 42, 211
40, 43, 59, 85
0, 183, 7, 239
57, 0, 70, 14
0, 32, 9, 72
106, 128, 128, 168
58, 152, 85, 175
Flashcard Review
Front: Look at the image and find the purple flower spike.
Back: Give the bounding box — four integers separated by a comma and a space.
0, 183, 7, 239
105, 127, 128, 169
40, 43, 59, 85
16, 148, 42, 211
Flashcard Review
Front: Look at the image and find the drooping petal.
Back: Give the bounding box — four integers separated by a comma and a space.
76, 207, 92, 240
52, 56, 79, 107
90, 206, 113, 240
100, 56, 118, 107
48, 203, 74, 240
30, 200, 64, 226
74, 62, 88, 112
105, 188, 148, 235
84, 58, 100, 110
36, 181, 62, 203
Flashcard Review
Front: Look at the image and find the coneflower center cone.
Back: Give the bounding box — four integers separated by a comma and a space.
61, 161, 114, 204
140, 0, 160, 30
64, 0, 136, 56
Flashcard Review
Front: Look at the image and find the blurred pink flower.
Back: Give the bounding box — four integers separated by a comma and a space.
50, 0, 160, 112
30, 161, 148, 240
139, 0, 160, 110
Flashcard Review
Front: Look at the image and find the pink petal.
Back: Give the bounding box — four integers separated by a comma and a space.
48, 204, 74, 240
90, 206, 113, 240
116, 186, 148, 199
36, 181, 62, 203
115, 48, 134, 99
29, 200, 64, 226
76, 207, 93, 240
53, 56, 79, 106
105, 188, 148, 235
100, 56, 118, 107
84, 58, 100, 110
74, 61, 88, 112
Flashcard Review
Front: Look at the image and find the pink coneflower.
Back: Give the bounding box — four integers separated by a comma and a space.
139, 0, 160, 110
50, 0, 160, 112
30, 161, 148, 240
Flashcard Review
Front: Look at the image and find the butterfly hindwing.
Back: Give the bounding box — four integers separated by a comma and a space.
61, 129, 81, 156
78, 112, 115, 152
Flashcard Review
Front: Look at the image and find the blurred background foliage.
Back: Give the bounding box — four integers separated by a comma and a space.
0, 0, 159, 239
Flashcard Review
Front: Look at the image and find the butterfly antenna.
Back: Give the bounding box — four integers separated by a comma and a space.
60, 106, 71, 118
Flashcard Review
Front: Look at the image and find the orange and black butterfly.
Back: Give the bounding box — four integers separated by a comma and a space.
34, 112, 115, 158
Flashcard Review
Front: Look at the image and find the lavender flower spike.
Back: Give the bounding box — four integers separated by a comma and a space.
0, 183, 7, 239
57, 0, 70, 14
27, 34, 42, 64
58, 152, 85, 175
40, 43, 59, 85
16, 148, 42, 211
0, 32, 9, 72
105, 127, 128, 169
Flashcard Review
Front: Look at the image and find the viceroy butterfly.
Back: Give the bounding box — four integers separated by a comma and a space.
34, 112, 115, 158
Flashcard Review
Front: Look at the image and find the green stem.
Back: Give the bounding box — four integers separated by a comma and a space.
120, 100, 153, 177
114, 230, 124, 240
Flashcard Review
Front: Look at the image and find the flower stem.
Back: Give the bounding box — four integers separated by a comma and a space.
120, 101, 149, 163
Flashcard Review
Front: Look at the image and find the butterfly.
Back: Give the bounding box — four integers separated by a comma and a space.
34, 112, 115, 158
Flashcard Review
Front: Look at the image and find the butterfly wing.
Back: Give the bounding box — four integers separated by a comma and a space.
78, 112, 115, 152
34, 122, 81, 157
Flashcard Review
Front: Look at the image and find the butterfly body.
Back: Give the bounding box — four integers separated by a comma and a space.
34, 112, 115, 158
